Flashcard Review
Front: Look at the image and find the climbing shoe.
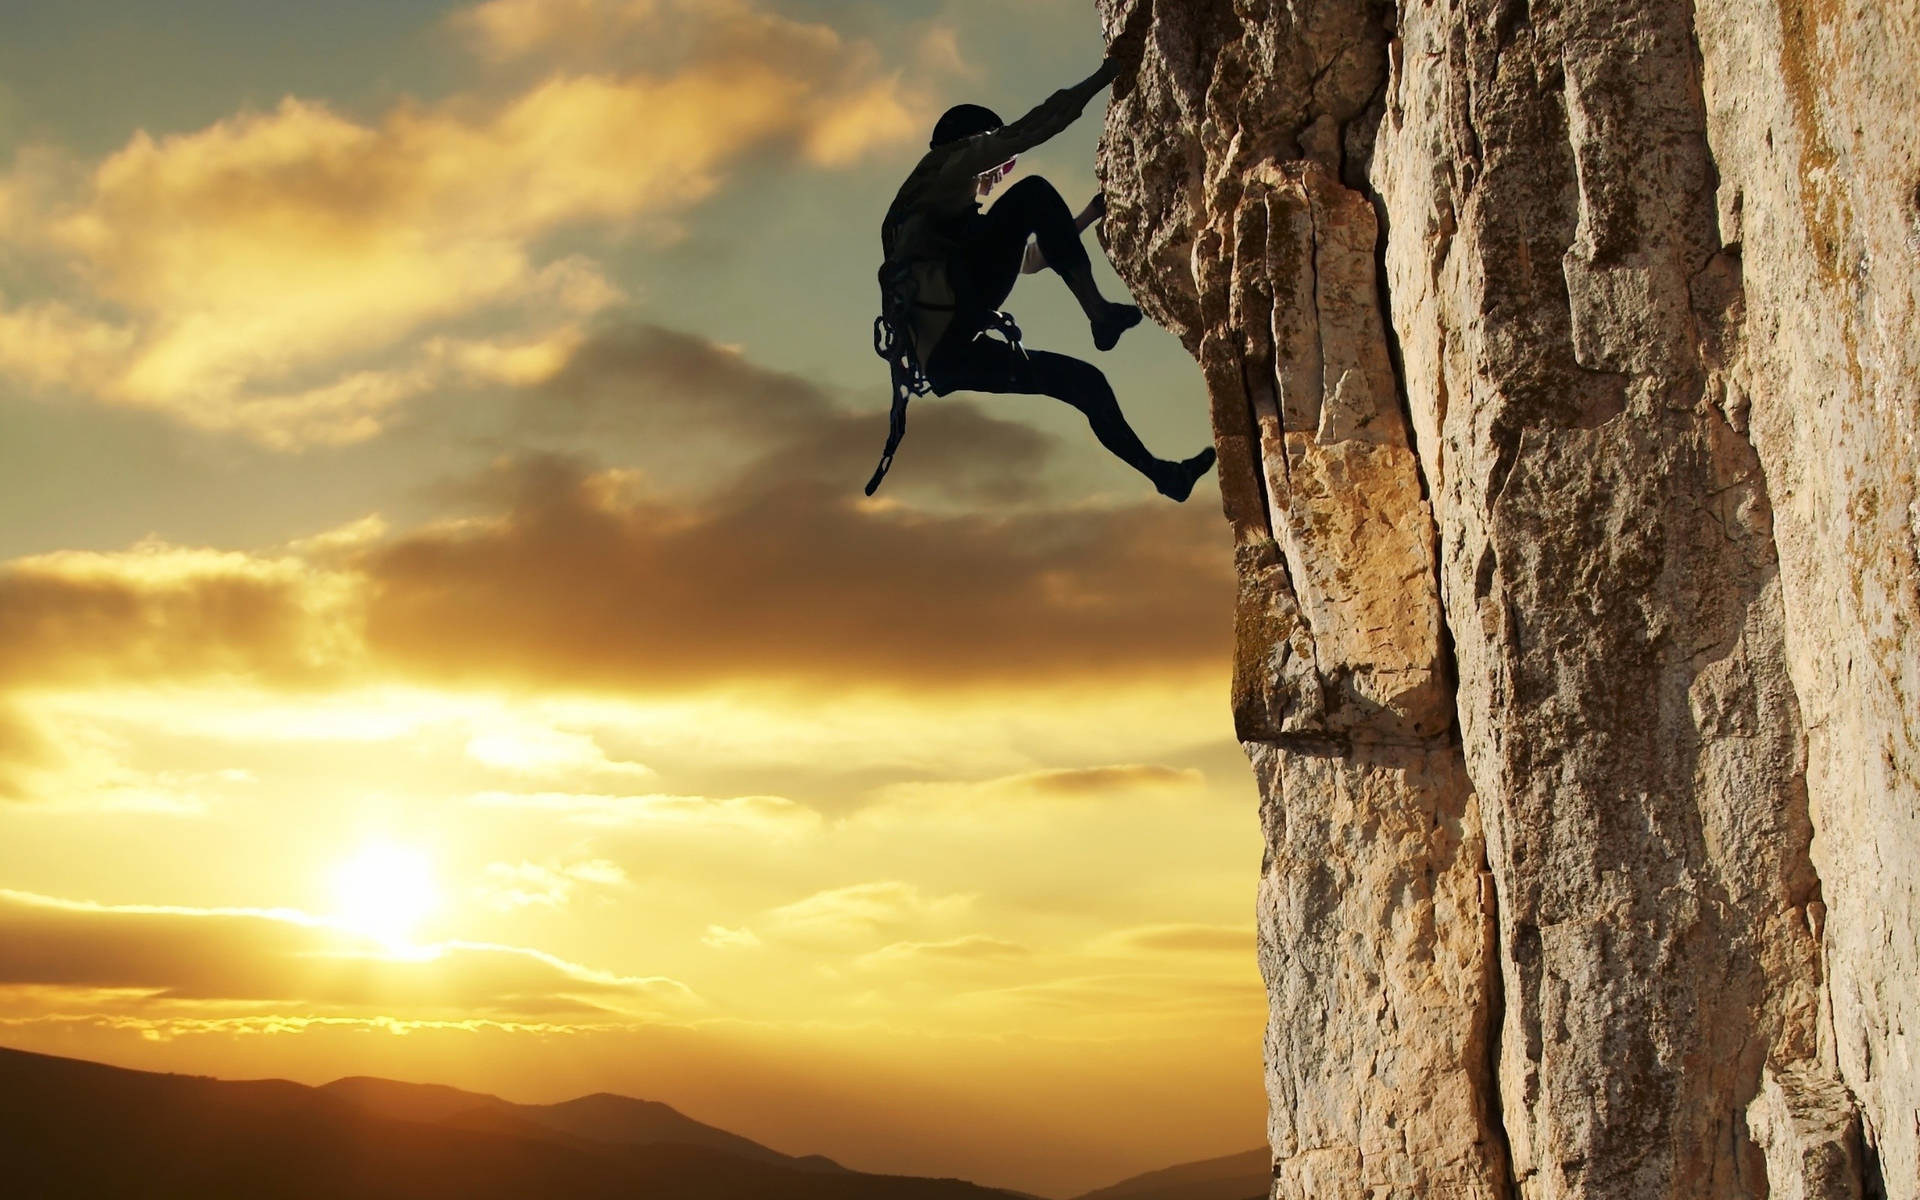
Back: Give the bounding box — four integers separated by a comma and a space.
1155, 447, 1217, 502
1092, 303, 1143, 351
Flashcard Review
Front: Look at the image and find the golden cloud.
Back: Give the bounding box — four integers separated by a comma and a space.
0, 705, 51, 799
468, 790, 820, 833
456, 0, 641, 58
701, 924, 761, 950
850, 764, 1208, 834
0, 693, 286, 813
1089, 923, 1257, 957
949, 973, 1265, 1025
912, 26, 973, 80
1020, 765, 1207, 796
0, 890, 696, 1020
0, 1007, 630, 1041
763, 881, 973, 946
476, 859, 630, 909
455, 0, 931, 161
463, 716, 654, 781
0, 326, 1230, 801
0, 299, 136, 394
855, 935, 1031, 971
362, 453, 1230, 691
0, 541, 363, 689
0, 479, 1226, 803
0, 0, 925, 446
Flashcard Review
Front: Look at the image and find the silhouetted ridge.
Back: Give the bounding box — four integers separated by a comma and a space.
321, 1076, 507, 1122
0, 1045, 1012, 1200
321, 1072, 843, 1171
1068, 1147, 1269, 1200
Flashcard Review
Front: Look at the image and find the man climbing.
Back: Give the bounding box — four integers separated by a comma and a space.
866, 53, 1217, 501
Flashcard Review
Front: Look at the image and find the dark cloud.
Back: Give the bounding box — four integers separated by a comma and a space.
523, 321, 1058, 506
530, 323, 835, 440
363, 451, 1231, 691
0, 554, 347, 689
0, 893, 691, 1018
382, 323, 1232, 693
0, 325, 1230, 703
1019, 765, 1204, 797
959, 973, 1264, 1018
0, 556, 350, 800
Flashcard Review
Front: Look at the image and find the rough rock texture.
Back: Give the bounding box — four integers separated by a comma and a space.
1094, 0, 1918, 1197
1749, 1062, 1867, 1200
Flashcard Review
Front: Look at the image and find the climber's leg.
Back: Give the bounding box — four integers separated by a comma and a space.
951, 176, 1140, 349
926, 339, 1213, 500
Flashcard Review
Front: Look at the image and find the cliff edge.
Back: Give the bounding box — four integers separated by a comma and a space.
1093, 0, 1919, 1196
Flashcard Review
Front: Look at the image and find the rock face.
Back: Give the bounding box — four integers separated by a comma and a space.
1094, 1, 1918, 1197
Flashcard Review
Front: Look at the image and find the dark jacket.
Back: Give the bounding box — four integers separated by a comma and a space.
878, 65, 1114, 365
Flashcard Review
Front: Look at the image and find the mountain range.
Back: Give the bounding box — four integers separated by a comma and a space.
0, 1044, 1265, 1200
1067, 1147, 1268, 1200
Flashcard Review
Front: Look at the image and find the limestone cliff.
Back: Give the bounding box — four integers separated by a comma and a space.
1092, 1, 1918, 1196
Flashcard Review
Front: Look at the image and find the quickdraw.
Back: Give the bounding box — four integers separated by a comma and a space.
867, 262, 1025, 495
873, 260, 935, 404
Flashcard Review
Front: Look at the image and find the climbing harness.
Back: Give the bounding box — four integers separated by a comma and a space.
873, 260, 936, 404
866, 284, 1026, 497
982, 309, 1026, 358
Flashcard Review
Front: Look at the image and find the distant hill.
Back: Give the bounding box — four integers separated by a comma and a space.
1069, 1147, 1269, 1200
320, 1075, 842, 1172
0, 1045, 1022, 1200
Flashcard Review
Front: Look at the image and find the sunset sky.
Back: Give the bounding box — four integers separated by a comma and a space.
0, 1, 1259, 1194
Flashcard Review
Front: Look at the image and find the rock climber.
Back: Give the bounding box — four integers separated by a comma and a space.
866, 54, 1217, 501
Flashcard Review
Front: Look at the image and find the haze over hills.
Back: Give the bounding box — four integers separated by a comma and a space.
319, 1074, 844, 1172
0, 1045, 1013, 1200
1068, 1147, 1268, 1200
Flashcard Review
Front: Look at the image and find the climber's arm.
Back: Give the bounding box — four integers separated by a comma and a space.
946, 60, 1120, 180
1022, 193, 1108, 273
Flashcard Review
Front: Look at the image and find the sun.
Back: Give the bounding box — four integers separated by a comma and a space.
331, 842, 440, 949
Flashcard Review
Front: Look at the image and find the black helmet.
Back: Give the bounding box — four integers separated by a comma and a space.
930, 104, 1002, 148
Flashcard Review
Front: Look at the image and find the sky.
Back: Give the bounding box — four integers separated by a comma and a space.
0, 1, 1258, 1194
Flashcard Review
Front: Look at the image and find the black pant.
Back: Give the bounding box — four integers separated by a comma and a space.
925, 177, 1161, 482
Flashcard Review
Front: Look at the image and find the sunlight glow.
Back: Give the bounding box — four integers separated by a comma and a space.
330, 843, 440, 949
